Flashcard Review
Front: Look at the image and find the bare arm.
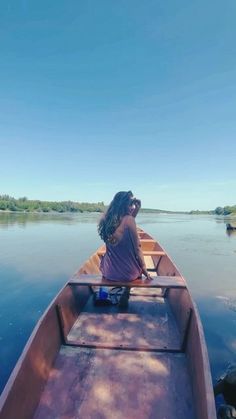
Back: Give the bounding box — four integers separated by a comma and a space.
130, 198, 141, 218
126, 216, 152, 279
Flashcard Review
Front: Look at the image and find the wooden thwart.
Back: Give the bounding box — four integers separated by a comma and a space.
142, 250, 165, 256
69, 274, 186, 289
97, 249, 165, 257
138, 239, 156, 243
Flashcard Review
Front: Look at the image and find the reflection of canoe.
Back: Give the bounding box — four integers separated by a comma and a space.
0, 229, 216, 419
226, 223, 236, 230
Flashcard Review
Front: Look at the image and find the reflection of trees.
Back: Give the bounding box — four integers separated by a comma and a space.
0, 212, 100, 228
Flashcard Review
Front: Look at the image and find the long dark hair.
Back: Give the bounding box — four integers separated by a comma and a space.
98, 191, 133, 243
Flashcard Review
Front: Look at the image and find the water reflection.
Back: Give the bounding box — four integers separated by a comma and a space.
217, 296, 236, 313
197, 296, 236, 386
0, 211, 100, 228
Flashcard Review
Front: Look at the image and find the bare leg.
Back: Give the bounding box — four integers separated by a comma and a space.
119, 287, 130, 308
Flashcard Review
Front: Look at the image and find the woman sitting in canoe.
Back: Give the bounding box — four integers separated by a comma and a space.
98, 191, 152, 305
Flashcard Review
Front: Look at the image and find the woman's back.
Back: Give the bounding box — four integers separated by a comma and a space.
100, 216, 142, 281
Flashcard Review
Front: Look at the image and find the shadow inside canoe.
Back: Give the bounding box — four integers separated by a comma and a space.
34, 344, 193, 419
33, 290, 196, 419
67, 295, 181, 351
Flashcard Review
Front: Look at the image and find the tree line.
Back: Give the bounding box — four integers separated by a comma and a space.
214, 206, 236, 215
0, 195, 106, 213
0, 195, 235, 215
190, 206, 236, 215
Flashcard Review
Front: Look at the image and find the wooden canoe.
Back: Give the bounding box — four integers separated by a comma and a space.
0, 229, 217, 419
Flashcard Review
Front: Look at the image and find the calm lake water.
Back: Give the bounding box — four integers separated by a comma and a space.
0, 212, 235, 400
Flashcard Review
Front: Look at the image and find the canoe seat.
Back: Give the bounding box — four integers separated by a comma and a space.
138, 239, 156, 243
142, 250, 165, 256
97, 249, 165, 257
69, 274, 186, 289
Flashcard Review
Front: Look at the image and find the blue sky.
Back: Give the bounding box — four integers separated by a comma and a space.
1, 0, 236, 211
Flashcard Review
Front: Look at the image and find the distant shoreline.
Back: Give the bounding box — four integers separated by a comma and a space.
0, 208, 206, 215
1, 209, 235, 218
0, 196, 235, 216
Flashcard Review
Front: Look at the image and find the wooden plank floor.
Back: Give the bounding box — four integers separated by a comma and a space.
34, 346, 195, 419
67, 294, 181, 351
34, 293, 196, 418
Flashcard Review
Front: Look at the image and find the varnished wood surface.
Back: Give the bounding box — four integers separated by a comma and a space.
69, 274, 186, 289
97, 249, 165, 257
67, 294, 181, 351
